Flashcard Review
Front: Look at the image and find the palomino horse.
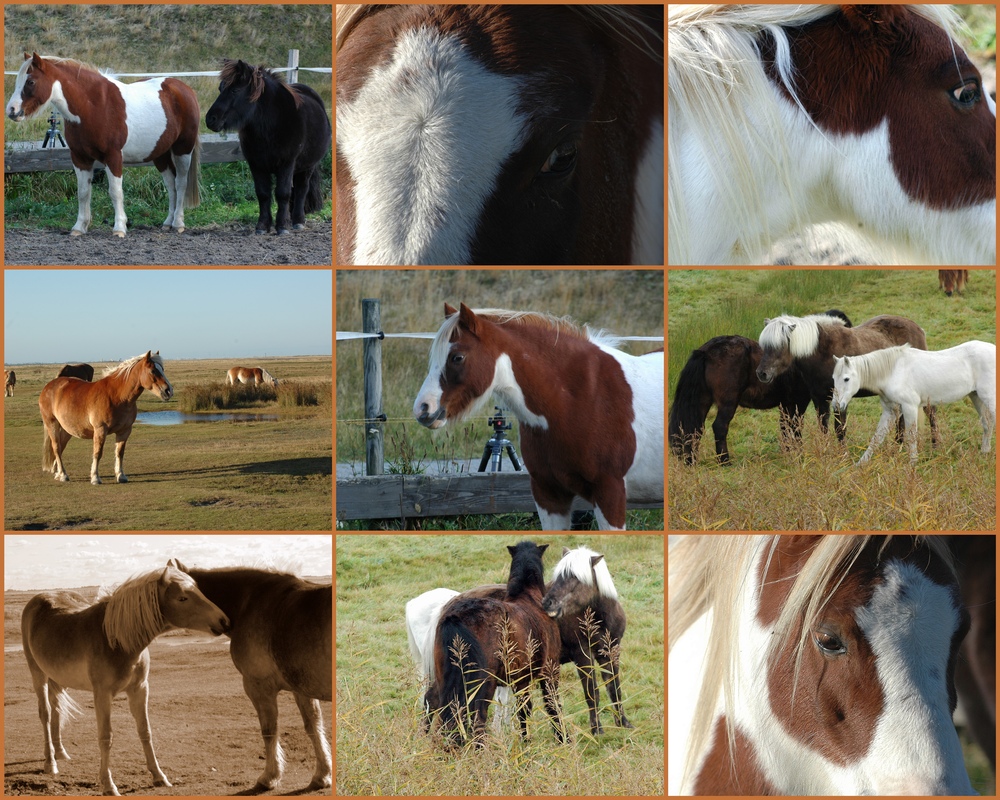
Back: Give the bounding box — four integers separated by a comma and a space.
408, 545, 631, 737
206, 59, 331, 235
22, 565, 230, 796
757, 313, 934, 441
832, 342, 996, 464
6, 53, 200, 237
414, 304, 663, 530
57, 363, 95, 382
166, 560, 332, 790
668, 535, 977, 794
939, 269, 970, 297
5, 368, 15, 396
39, 351, 173, 484
425, 541, 564, 747
668, 5, 995, 265
226, 366, 278, 386
337, 5, 663, 265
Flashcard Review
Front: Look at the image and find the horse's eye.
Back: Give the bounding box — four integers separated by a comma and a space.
951, 80, 981, 107
450, 353, 465, 365
814, 629, 847, 655
539, 141, 578, 178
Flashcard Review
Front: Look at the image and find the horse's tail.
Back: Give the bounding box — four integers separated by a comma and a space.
304, 164, 324, 214
185, 136, 201, 209
668, 349, 710, 460
435, 614, 490, 744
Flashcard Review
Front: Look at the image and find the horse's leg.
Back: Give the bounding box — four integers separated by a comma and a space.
104, 153, 128, 238
243, 677, 284, 789
125, 678, 171, 787
858, 404, 896, 465
70, 161, 95, 235
26, 658, 59, 773
969, 393, 995, 453
90, 426, 108, 485
711, 401, 738, 465
290, 168, 310, 229
575, 661, 602, 735
158, 151, 192, 233
292, 693, 332, 790
42, 420, 71, 481
592, 476, 627, 531
49, 681, 73, 762
251, 167, 275, 235
93, 690, 120, 795
541, 661, 566, 743
901, 403, 920, 462
599, 649, 633, 730
926, 403, 938, 447
530, 476, 574, 530
114, 433, 130, 484
273, 165, 296, 234
153, 155, 179, 231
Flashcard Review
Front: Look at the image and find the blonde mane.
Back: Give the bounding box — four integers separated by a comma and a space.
101, 569, 166, 653
101, 352, 164, 380
669, 534, 955, 789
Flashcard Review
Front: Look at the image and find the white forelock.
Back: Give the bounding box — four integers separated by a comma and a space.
552, 545, 618, 600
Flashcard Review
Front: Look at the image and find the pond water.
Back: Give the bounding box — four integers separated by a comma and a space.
136, 411, 279, 426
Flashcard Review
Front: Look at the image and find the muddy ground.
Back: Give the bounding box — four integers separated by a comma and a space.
4, 595, 332, 796
3, 222, 333, 267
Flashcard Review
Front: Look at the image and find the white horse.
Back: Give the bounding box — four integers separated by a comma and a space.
668, 5, 996, 265
832, 342, 996, 464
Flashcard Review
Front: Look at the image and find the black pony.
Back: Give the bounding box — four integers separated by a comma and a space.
669, 310, 851, 465
206, 59, 331, 235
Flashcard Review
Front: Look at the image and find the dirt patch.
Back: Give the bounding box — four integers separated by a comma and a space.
3, 222, 333, 266
4, 636, 332, 796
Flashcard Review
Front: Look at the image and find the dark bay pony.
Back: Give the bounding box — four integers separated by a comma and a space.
39, 351, 173, 484
5, 368, 15, 397
226, 365, 278, 386
57, 363, 94, 382
336, 5, 663, 265
22, 565, 229, 796
6, 53, 200, 237
166, 560, 332, 790
426, 541, 564, 747
414, 304, 663, 530
206, 59, 331, 235
669, 535, 976, 794
939, 269, 970, 296
756, 313, 935, 441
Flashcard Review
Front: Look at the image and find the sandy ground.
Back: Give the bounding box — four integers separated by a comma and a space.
4, 607, 332, 796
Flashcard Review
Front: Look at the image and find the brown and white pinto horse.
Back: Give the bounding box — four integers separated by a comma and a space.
336, 5, 663, 265
669, 5, 995, 264
413, 304, 663, 530
226, 366, 278, 387
5, 369, 16, 397
669, 535, 978, 795
39, 351, 173, 484
6, 53, 200, 237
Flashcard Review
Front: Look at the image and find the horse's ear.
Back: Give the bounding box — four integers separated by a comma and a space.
144, 350, 153, 361
590, 554, 605, 568
444, 302, 457, 317
458, 303, 479, 335
788, 323, 797, 333
537, 544, 548, 556
159, 566, 171, 585
168, 558, 188, 572
30, 52, 43, 69
562, 546, 572, 557
763, 318, 771, 325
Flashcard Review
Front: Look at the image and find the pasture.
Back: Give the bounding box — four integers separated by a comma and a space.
667, 269, 996, 530
3, 356, 332, 530
335, 534, 664, 795
3, 582, 332, 796
335, 269, 665, 530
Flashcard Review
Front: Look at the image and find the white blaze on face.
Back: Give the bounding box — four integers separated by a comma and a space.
337, 25, 528, 265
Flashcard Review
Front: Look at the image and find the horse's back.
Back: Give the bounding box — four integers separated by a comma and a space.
22, 592, 108, 690
406, 587, 459, 675
860, 314, 927, 349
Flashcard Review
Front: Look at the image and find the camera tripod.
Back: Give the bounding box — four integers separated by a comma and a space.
478, 407, 522, 472
43, 113, 66, 149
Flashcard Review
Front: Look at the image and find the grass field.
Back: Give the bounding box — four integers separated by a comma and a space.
3, 356, 332, 530
335, 534, 664, 795
667, 269, 997, 530
336, 269, 665, 530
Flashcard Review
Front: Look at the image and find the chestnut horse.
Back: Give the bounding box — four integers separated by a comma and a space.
6, 53, 200, 237
39, 351, 173, 484
226, 366, 278, 387
337, 5, 663, 265
57, 363, 95, 382
939, 269, 970, 296
166, 560, 332, 790
414, 304, 663, 530
5, 369, 15, 397
425, 541, 564, 747
669, 535, 977, 794
757, 313, 935, 441
22, 565, 229, 796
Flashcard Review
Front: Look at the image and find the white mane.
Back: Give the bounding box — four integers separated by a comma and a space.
758, 313, 845, 357
552, 545, 618, 600
837, 344, 911, 390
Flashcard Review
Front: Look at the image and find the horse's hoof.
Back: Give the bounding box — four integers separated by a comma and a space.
174, 226, 185, 234
619, 719, 634, 729
117, 475, 128, 484
69, 229, 84, 237
254, 228, 268, 236
307, 776, 332, 790
152, 777, 172, 788
91, 477, 102, 485
276, 228, 290, 236
112, 231, 125, 239
292, 223, 306, 230
57, 474, 69, 483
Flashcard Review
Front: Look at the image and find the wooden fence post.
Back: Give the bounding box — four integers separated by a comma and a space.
286, 49, 300, 85
362, 298, 384, 476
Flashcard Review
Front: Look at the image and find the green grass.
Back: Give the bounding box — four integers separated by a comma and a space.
335, 534, 664, 796
667, 269, 996, 530
3, 356, 332, 530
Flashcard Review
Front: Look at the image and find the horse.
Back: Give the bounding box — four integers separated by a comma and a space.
668, 5, 995, 265
831, 342, 996, 464
757, 313, 934, 442
413, 304, 663, 530
6, 53, 200, 237
425, 541, 564, 747
39, 351, 173, 484
5, 368, 15, 396
225, 365, 278, 387
939, 269, 970, 297
57, 363, 95, 382
668, 535, 977, 795
21, 564, 230, 796
205, 59, 331, 235
336, 4, 663, 265
165, 560, 332, 790
408, 545, 631, 737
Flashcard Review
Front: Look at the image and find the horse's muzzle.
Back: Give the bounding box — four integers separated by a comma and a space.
7, 109, 24, 121
756, 368, 773, 384
415, 405, 447, 429
212, 616, 231, 636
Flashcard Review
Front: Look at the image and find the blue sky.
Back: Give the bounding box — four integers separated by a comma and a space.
4, 270, 332, 363
4, 534, 332, 590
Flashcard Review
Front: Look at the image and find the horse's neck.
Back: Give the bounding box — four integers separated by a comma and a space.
106, 371, 145, 403
47, 63, 108, 120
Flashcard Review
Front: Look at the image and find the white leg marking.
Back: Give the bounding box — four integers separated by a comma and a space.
108, 172, 127, 237
72, 166, 94, 235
